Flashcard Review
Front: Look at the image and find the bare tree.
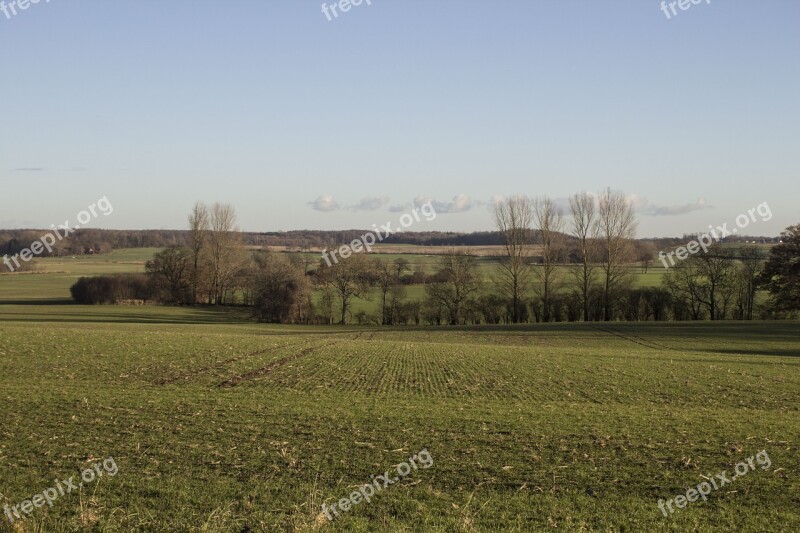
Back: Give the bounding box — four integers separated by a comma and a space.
692, 245, 739, 320
394, 258, 410, 278
301, 254, 316, 274
636, 241, 658, 274
532, 196, 564, 322
663, 244, 738, 320
207, 203, 246, 305
318, 282, 336, 324
251, 252, 311, 323
662, 262, 707, 320
596, 188, 637, 321
425, 250, 480, 325
374, 257, 409, 325
735, 245, 765, 320
568, 192, 598, 321
318, 252, 374, 324
188, 201, 209, 304
146, 246, 191, 304
388, 282, 408, 325
493, 195, 533, 323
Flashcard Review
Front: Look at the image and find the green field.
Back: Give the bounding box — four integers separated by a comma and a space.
1, 251, 798, 531
0, 249, 160, 304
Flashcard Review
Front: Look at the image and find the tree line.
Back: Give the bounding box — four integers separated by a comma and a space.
69, 197, 800, 324
3, 226, 777, 261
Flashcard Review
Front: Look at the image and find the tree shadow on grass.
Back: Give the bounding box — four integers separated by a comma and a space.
0, 299, 74, 305
698, 348, 800, 358
0, 303, 251, 325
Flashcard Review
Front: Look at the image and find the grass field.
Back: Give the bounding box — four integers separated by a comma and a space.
0, 249, 160, 304
1, 251, 798, 531
0, 312, 798, 531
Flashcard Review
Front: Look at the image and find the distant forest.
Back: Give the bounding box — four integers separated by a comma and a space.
0, 228, 782, 257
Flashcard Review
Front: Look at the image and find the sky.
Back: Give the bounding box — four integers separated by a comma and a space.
1, 0, 798, 238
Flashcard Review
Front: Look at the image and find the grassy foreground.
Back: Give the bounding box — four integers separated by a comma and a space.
0, 306, 798, 531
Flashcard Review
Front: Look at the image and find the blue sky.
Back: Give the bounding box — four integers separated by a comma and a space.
1, 0, 798, 237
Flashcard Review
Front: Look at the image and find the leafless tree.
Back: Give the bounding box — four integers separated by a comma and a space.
596, 188, 637, 321
251, 252, 311, 323
636, 241, 658, 274
663, 244, 738, 320
532, 196, 564, 322
145, 246, 191, 304
374, 257, 410, 325
188, 202, 209, 304
425, 250, 480, 325
318, 282, 336, 324
735, 245, 765, 320
493, 195, 533, 323
662, 262, 706, 320
207, 203, 246, 305
692, 245, 739, 320
318, 252, 374, 324
568, 192, 598, 321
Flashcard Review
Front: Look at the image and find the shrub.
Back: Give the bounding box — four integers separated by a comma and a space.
70, 275, 152, 304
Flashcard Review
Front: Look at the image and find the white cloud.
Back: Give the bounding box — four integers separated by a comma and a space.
644, 197, 713, 216
414, 193, 475, 214
308, 194, 340, 212
352, 196, 390, 212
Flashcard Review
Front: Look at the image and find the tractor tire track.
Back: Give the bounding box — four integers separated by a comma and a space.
589, 325, 680, 352
156, 340, 300, 385
218, 341, 339, 388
